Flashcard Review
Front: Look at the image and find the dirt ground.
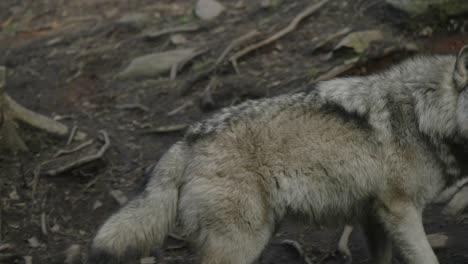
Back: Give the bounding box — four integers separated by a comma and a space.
1, 0, 468, 263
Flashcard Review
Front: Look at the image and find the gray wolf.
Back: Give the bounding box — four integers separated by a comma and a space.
89, 45, 468, 264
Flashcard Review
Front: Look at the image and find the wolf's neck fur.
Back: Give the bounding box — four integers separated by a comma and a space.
318, 55, 459, 142
317, 55, 462, 184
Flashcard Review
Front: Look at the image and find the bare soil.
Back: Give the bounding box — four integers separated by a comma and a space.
1, 0, 468, 263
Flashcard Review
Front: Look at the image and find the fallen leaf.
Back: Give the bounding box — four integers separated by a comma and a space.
334, 30, 384, 53
117, 48, 197, 79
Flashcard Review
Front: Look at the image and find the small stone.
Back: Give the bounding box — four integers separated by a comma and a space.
443, 186, 468, 216
9, 188, 19, 200
51, 224, 60, 233
110, 190, 128, 205
234, 1, 245, 9
27, 237, 41, 248
261, 0, 273, 8
64, 244, 81, 264
0, 243, 13, 252
93, 200, 103, 210
195, 0, 225, 20
419, 26, 433, 37
24, 256, 33, 264
427, 233, 449, 249
170, 34, 188, 45
140, 257, 156, 264
105, 8, 119, 18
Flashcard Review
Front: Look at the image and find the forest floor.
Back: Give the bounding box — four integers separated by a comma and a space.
1, 0, 468, 263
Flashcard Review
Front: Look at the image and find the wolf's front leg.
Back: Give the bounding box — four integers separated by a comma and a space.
377, 203, 438, 264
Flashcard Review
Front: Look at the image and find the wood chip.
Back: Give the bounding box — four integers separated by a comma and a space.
64, 244, 81, 264
24, 256, 32, 264
109, 190, 128, 205
27, 237, 40, 248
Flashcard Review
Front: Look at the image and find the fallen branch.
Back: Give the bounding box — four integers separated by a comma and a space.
230, 0, 329, 66
179, 30, 259, 95
43, 130, 110, 176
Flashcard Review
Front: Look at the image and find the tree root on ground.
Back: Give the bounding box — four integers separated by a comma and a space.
0, 66, 86, 153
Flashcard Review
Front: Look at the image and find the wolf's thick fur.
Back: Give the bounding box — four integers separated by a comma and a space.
89, 46, 468, 264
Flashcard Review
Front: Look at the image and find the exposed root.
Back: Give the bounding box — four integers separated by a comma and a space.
179, 30, 259, 95
0, 66, 86, 153
229, 0, 329, 66
42, 130, 110, 176
280, 239, 314, 264
170, 48, 209, 80
53, 139, 94, 158
337, 225, 353, 264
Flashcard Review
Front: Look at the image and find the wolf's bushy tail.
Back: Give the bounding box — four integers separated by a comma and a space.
88, 143, 187, 263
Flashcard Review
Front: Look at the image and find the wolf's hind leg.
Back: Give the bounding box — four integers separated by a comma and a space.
198, 225, 271, 264
377, 203, 438, 264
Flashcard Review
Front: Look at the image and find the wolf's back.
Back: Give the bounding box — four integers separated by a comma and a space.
88, 142, 187, 263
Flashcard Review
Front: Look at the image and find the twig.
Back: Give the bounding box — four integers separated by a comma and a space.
144, 24, 201, 40
43, 130, 110, 176
116, 103, 150, 112
179, 30, 259, 95
314, 57, 360, 82
230, 0, 329, 66
170, 48, 209, 80
71, 174, 102, 205
66, 125, 77, 145
167, 100, 195, 116
54, 139, 94, 158
141, 124, 188, 134
40, 212, 48, 235
31, 164, 42, 200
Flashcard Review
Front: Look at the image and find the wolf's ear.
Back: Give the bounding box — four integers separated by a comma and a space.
454, 45, 468, 91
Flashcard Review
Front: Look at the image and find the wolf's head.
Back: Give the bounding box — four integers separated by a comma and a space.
455, 45, 468, 136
